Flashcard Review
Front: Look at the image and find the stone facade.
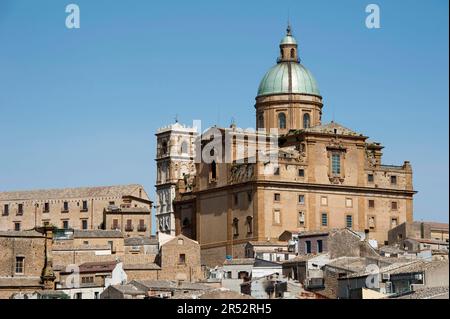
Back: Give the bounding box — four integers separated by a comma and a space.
155, 123, 197, 235
0, 184, 152, 232
158, 234, 202, 282
388, 221, 449, 248
164, 28, 416, 267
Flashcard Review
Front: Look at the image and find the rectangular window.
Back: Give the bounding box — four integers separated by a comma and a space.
14, 222, 21, 231
390, 175, 397, 185
391, 201, 398, 210
305, 241, 312, 254
391, 218, 398, 228
109, 201, 115, 206
81, 220, 88, 230
81, 276, 94, 284
298, 195, 305, 204
112, 219, 119, 230
138, 219, 146, 232
15, 257, 24, 274
298, 169, 305, 177
179, 254, 186, 264
83, 241, 89, 245
75, 293, 82, 300
346, 215, 353, 228
126, 219, 133, 231
345, 198, 353, 208
18, 204, 24, 215
62, 220, 69, 229
62, 201, 69, 212
3, 204, 9, 216
234, 194, 239, 206
274, 193, 281, 202
368, 216, 376, 230
368, 200, 375, 208
81, 200, 88, 211
331, 153, 341, 175
321, 213, 328, 227
274, 166, 280, 175
317, 240, 323, 253
321, 196, 328, 206
298, 212, 305, 227
44, 202, 50, 213
368, 174, 374, 183
273, 210, 281, 225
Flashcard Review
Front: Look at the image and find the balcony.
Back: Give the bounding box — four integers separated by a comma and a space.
125, 225, 134, 232
138, 225, 147, 232
111, 225, 120, 231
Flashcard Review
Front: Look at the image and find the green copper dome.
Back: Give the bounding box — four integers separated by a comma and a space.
257, 26, 320, 97
257, 62, 320, 97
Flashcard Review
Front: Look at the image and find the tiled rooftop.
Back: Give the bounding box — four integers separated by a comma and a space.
0, 184, 144, 201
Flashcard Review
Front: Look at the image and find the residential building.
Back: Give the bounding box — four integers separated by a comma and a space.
56, 261, 127, 299
0, 184, 152, 232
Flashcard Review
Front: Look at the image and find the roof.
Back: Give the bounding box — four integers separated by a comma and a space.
301, 121, 363, 137
424, 221, 449, 231
0, 277, 43, 288
196, 288, 254, 299
73, 230, 124, 238
124, 236, 158, 246
282, 253, 328, 264
387, 260, 448, 275
344, 260, 449, 279
406, 238, 449, 245
131, 280, 211, 291
297, 230, 330, 238
394, 286, 449, 299
254, 258, 282, 268
104, 206, 151, 214
75, 261, 118, 274
123, 263, 161, 271
0, 230, 43, 238
0, 184, 145, 201
223, 258, 255, 266
109, 284, 146, 296
326, 257, 367, 273
247, 240, 287, 247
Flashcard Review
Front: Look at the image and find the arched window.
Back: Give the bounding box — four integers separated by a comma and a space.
246, 216, 253, 234
278, 113, 286, 129
180, 141, 188, 155
161, 141, 168, 155
290, 48, 295, 59
211, 160, 217, 180
233, 218, 239, 236
303, 113, 311, 129
258, 114, 264, 129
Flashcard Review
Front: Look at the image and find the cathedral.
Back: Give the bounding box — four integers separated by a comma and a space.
155, 25, 416, 266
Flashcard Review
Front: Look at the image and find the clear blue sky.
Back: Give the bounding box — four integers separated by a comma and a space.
0, 0, 448, 224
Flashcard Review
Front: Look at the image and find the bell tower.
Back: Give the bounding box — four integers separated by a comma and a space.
155, 122, 197, 235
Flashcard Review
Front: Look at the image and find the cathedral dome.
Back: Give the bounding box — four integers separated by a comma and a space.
257, 62, 320, 97
257, 25, 320, 97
